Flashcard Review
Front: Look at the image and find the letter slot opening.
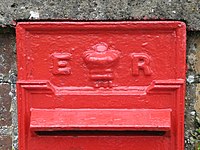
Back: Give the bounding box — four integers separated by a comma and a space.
34, 130, 166, 136
30, 108, 171, 136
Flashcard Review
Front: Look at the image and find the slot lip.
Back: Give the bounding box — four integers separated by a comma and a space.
30, 108, 171, 133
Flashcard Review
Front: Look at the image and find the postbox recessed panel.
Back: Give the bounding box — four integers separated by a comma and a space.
16, 21, 186, 150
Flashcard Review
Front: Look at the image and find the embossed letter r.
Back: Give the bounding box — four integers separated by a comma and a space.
131, 53, 152, 76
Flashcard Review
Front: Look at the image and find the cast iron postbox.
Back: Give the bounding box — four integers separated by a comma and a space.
16, 21, 186, 150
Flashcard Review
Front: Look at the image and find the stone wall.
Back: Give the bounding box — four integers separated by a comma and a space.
0, 28, 17, 150
1, 1, 200, 149
185, 32, 200, 149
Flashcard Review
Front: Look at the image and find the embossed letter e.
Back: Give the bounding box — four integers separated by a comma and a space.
52, 52, 71, 75
131, 53, 152, 76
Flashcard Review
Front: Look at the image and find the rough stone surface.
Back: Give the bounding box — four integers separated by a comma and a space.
186, 32, 200, 149
0, 84, 12, 126
195, 84, 200, 118
11, 83, 17, 150
0, 136, 12, 150
0, 28, 16, 83
0, 29, 17, 150
0, 0, 200, 30
0, 83, 13, 150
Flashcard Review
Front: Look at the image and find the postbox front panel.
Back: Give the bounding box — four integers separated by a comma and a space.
16, 22, 186, 150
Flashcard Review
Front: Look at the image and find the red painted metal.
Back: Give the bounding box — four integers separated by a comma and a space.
30, 109, 171, 131
16, 21, 186, 150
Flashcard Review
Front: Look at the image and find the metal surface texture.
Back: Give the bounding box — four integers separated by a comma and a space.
16, 21, 186, 150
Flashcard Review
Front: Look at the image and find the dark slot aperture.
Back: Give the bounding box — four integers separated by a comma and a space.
35, 130, 166, 136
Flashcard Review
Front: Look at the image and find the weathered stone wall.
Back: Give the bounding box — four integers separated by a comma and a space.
1, 1, 200, 150
185, 32, 200, 149
0, 28, 17, 150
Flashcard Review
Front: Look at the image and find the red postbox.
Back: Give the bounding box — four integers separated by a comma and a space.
16, 21, 186, 150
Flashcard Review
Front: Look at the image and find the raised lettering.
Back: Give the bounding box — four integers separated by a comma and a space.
51, 52, 71, 75
131, 53, 152, 76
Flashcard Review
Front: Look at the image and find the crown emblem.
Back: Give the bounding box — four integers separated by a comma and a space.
83, 42, 120, 88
